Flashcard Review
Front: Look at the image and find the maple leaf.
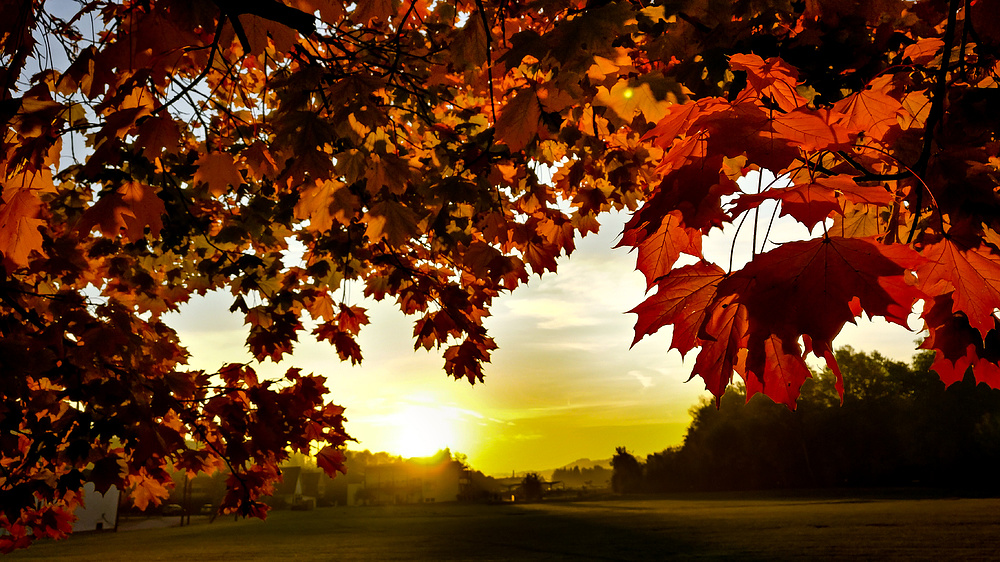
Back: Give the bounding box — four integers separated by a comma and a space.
0, 188, 45, 271
316, 446, 347, 477
365, 200, 422, 247
128, 470, 171, 511
444, 337, 497, 384
691, 294, 749, 401
719, 237, 924, 395
629, 261, 725, 355
618, 210, 703, 288
632, 154, 740, 233
834, 83, 905, 139
118, 182, 165, 241
136, 115, 182, 159
920, 294, 1000, 387
313, 323, 363, 364
644, 102, 701, 147
917, 239, 1000, 339
903, 37, 945, 65
194, 152, 244, 196
78, 182, 165, 242
336, 304, 369, 335
770, 108, 852, 152
743, 333, 812, 408
495, 89, 542, 153
295, 180, 344, 232
729, 54, 805, 111
596, 80, 671, 124
521, 237, 560, 276
244, 141, 280, 181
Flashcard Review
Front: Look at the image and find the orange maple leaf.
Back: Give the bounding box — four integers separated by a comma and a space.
364, 199, 422, 247
770, 108, 853, 152
496, 89, 542, 153
128, 470, 171, 511
0, 188, 45, 271
194, 152, 244, 196
730, 53, 805, 111
834, 85, 905, 139
79, 182, 165, 242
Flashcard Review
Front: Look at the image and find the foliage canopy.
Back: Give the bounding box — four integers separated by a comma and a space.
3, 0, 1000, 550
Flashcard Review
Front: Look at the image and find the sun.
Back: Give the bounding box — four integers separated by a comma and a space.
390, 404, 457, 458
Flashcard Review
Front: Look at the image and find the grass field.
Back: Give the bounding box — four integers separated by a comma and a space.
8, 494, 1000, 560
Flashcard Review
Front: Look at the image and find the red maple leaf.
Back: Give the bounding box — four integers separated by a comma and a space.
316, 446, 347, 477
617, 210, 703, 288
629, 261, 725, 355
920, 294, 1000, 387
644, 102, 701, 148
692, 293, 749, 401
744, 333, 812, 407
718, 237, 924, 402
917, 238, 1000, 339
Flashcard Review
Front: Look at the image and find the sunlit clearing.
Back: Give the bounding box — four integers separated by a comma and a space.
390, 404, 458, 458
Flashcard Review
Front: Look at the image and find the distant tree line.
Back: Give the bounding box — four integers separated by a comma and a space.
613, 348, 1000, 494
551, 465, 612, 489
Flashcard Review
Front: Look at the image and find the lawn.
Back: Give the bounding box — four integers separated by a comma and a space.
8, 494, 1000, 560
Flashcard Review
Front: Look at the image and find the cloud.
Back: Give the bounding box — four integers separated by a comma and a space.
629, 370, 655, 389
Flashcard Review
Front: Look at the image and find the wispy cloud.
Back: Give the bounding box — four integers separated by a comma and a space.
629, 370, 655, 389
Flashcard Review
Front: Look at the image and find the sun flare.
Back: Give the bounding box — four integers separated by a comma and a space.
390, 404, 458, 458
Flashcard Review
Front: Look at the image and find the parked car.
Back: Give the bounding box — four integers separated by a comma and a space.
162, 504, 184, 516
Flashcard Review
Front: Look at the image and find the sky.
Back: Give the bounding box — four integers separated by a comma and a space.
165, 177, 924, 476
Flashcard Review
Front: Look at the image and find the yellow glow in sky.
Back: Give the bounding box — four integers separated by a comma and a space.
168, 194, 920, 475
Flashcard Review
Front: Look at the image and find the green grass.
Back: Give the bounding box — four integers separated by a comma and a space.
8, 495, 1000, 560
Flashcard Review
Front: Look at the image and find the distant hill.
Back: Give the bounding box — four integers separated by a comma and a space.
493, 457, 612, 481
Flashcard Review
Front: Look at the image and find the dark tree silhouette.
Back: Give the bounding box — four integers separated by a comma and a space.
642, 348, 1000, 493
611, 447, 644, 494
518, 473, 544, 502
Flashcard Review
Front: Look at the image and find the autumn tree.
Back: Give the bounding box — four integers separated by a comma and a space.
3, 0, 1000, 551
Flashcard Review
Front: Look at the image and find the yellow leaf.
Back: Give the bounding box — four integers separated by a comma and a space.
595, 80, 670, 124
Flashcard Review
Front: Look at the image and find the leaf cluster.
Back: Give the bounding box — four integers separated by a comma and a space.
3, 0, 1000, 550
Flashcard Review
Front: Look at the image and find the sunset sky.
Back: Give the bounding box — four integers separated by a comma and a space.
167, 181, 921, 476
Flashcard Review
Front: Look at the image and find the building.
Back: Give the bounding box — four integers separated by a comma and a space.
72, 482, 119, 532
359, 457, 465, 505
